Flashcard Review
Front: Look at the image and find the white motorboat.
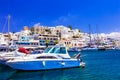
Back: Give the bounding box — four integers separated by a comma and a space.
6, 44, 85, 70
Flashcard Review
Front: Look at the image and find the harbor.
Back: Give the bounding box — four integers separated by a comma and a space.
0, 50, 120, 80
0, 14, 120, 79
1, 0, 120, 80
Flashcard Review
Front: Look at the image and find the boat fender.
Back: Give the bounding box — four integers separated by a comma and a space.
61, 62, 65, 66
80, 62, 85, 68
42, 61, 45, 67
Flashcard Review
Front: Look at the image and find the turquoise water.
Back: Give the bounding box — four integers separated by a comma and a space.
0, 50, 120, 80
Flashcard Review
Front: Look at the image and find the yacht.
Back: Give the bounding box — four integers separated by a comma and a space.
6, 44, 85, 70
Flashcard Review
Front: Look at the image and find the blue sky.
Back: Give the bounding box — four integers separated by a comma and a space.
0, 0, 120, 33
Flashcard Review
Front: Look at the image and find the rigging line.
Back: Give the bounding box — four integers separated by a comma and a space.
11, 17, 16, 32
2, 17, 7, 33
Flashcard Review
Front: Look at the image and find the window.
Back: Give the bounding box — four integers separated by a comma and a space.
31, 43, 33, 45
49, 47, 66, 54
36, 56, 57, 59
36, 43, 38, 45
44, 47, 52, 53
69, 42, 71, 44
59, 47, 66, 54
65, 42, 66, 44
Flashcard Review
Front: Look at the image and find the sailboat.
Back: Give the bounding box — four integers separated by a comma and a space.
81, 24, 98, 51
0, 15, 44, 65
0, 15, 11, 52
95, 25, 106, 51
0, 15, 22, 64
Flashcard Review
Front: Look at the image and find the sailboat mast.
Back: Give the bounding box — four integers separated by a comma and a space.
89, 24, 91, 47
96, 24, 99, 47
8, 14, 10, 48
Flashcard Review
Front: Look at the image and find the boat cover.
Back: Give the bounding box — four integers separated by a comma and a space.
18, 47, 29, 54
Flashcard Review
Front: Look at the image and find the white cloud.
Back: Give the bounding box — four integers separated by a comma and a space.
91, 32, 120, 39
33, 23, 41, 26
53, 13, 78, 24
107, 32, 120, 38
53, 16, 68, 24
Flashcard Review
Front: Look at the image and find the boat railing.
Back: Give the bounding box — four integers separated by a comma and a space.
72, 53, 81, 59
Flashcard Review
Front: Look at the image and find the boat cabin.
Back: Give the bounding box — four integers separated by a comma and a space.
36, 44, 71, 59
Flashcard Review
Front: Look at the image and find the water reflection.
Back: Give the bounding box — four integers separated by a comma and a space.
0, 65, 16, 80
9, 68, 84, 80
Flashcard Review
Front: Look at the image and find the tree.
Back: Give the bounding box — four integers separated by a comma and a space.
45, 28, 49, 32
54, 40, 59, 45
72, 36, 79, 38
78, 29, 81, 32
30, 31, 34, 35
45, 28, 51, 34
30, 27, 35, 34
68, 25, 72, 30
45, 40, 49, 48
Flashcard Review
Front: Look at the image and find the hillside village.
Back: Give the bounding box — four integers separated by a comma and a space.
0, 24, 120, 49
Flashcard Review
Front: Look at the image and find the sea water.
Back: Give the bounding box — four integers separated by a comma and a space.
0, 50, 120, 80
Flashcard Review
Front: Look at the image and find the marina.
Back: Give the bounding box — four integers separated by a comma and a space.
0, 15, 120, 79
0, 16, 120, 79
0, 50, 120, 80
1, 0, 120, 80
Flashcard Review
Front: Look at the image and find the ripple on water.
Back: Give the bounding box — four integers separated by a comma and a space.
1, 50, 120, 80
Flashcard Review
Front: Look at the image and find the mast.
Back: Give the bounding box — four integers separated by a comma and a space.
8, 14, 10, 49
96, 24, 99, 47
88, 24, 91, 47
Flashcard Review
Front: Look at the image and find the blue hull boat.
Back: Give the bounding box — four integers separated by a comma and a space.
7, 59, 82, 70
6, 44, 85, 70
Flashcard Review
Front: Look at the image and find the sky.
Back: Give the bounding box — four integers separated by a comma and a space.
0, 0, 120, 33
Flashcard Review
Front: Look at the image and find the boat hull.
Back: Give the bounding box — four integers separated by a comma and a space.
0, 60, 6, 65
81, 48, 98, 51
6, 59, 81, 70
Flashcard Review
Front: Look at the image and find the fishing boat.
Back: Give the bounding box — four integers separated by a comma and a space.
6, 44, 85, 70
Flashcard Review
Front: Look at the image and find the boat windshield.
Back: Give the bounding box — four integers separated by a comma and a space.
49, 47, 66, 54
43, 47, 52, 53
